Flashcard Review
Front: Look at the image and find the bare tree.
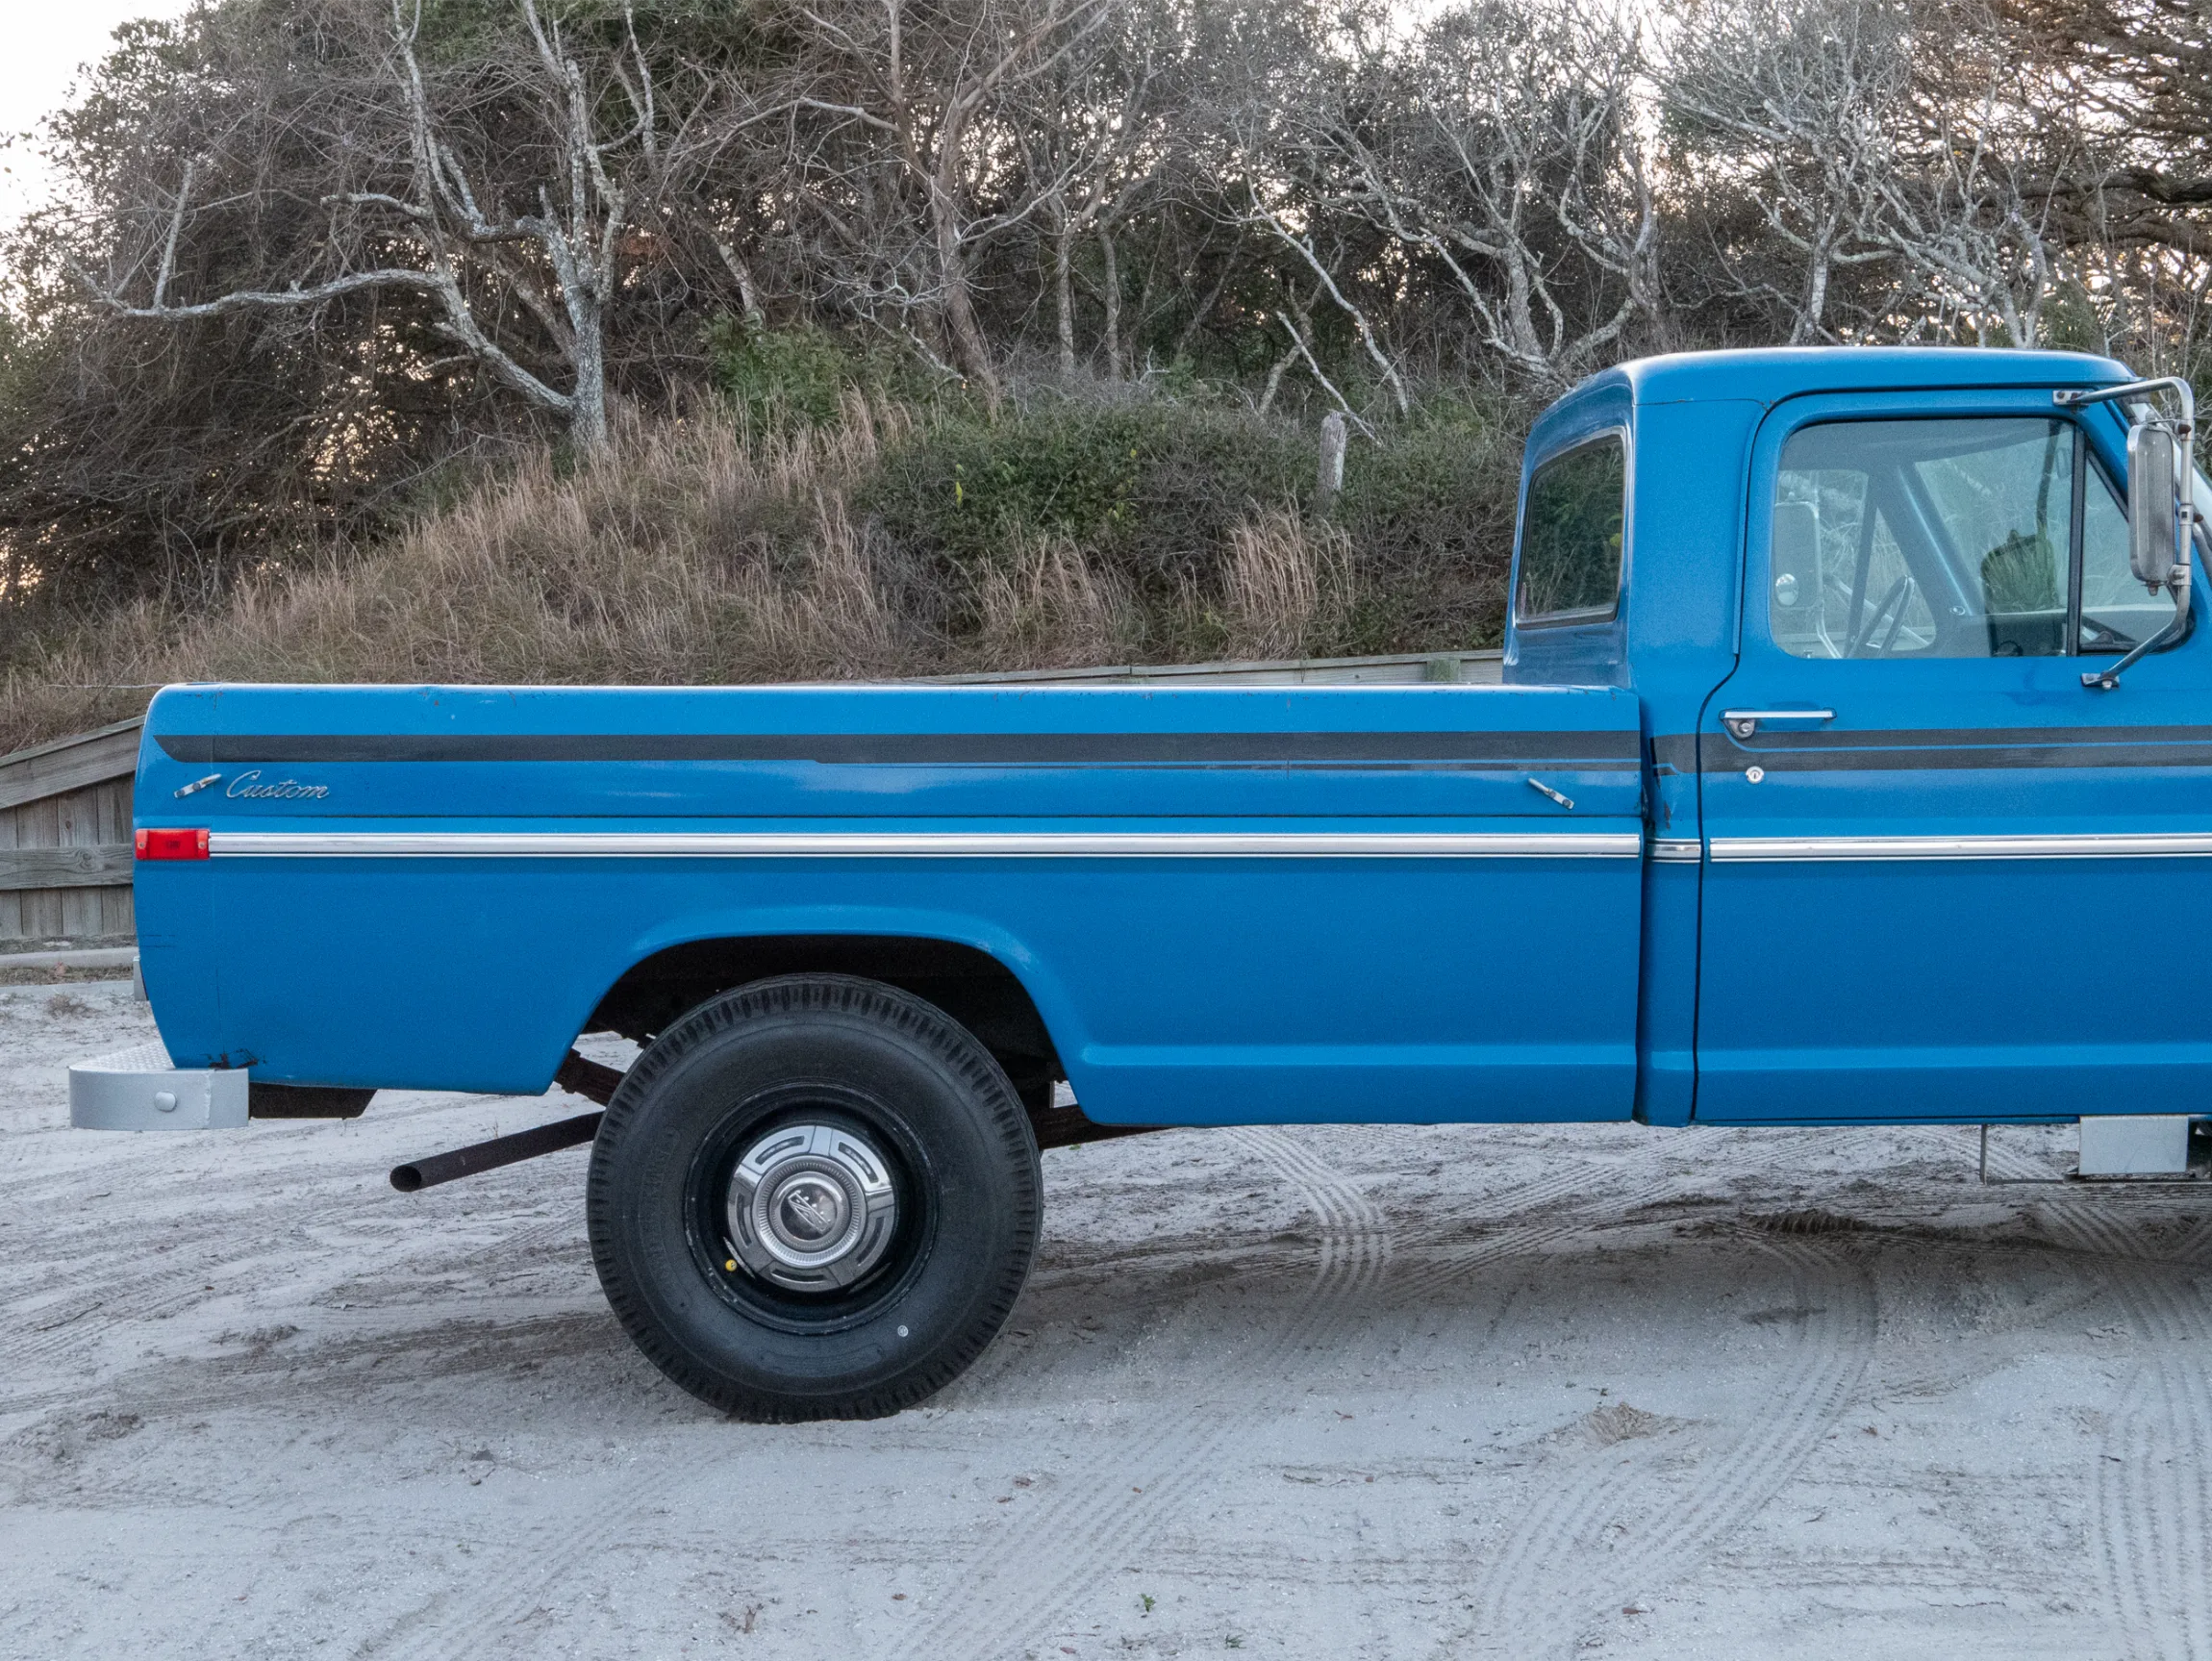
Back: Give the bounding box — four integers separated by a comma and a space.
742, 0, 1111, 394
75, 0, 672, 451
1012, 0, 1181, 380
1665, 0, 1910, 341
1877, 103, 2064, 345
1243, 0, 1664, 397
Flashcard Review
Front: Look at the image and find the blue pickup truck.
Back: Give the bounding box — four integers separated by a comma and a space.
74, 346, 2209, 1420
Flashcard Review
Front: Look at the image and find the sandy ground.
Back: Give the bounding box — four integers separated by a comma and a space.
4, 983, 2210, 1659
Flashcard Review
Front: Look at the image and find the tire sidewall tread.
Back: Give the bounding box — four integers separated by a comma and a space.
587, 973, 1041, 1422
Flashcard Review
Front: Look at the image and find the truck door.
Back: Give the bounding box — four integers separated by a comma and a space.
1696, 390, 2212, 1122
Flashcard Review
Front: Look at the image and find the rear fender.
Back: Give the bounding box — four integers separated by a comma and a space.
586, 905, 1083, 1080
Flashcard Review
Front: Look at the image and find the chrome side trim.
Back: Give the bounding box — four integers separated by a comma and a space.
1711, 832, 2212, 862
1647, 838, 1703, 863
206, 830, 1644, 860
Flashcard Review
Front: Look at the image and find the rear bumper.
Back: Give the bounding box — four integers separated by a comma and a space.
69, 1044, 248, 1131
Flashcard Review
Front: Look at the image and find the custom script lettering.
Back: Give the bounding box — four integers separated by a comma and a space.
224, 770, 331, 801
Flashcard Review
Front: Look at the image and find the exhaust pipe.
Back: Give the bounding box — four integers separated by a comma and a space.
390, 1048, 626, 1193
390, 1111, 603, 1193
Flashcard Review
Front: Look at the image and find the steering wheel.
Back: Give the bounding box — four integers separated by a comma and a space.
1848, 573, 1920, 657
2080, 617, 2136, 650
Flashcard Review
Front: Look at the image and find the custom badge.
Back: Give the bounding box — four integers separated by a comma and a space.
221, 770, 331, 801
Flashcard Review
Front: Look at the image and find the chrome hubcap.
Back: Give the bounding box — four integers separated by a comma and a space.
724, 1122, 898, 1292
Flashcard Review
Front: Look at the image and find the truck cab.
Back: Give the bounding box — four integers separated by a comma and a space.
1506, 348, 2207, 1131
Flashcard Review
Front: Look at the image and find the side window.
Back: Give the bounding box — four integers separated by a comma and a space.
1517, 434, 1625, 624
1772, 418, 2099, 659
2078, 469, 2170, 653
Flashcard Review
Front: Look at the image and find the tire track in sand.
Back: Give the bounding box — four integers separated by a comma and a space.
2041, 1197, 2212, 1661
1970, 1134, 2212, 1661
1455, 1230, 1873, 1658
373, 1126, 1384, 1661
1385, 1158, 1712, 1314
1, 1187, 586, 1396
907, 1123, 1823, 1658
1381, 1120, 1850, 1319
897, 1125, 1390, 1661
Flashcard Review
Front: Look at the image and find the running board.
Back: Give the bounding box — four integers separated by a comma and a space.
1979, 1118, 2209, 1185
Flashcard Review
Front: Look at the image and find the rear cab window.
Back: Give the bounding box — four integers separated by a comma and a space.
1517, 434, 1627, 625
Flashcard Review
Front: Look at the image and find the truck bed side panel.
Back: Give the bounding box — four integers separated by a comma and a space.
137, 684, 1647, 1126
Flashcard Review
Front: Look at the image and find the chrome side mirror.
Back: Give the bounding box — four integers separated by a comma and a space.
2129, 421, 2181, 590
2060, 376, 2197, 690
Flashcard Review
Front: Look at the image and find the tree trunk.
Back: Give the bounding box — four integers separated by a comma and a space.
931, 152, 1000, 397
1317, 412, 1347, 510
1258, 337, 1298, 414
546, 235, 612, 453
942, 271, 999, 396
713, 235, 765, 327
569, 315, 610, 453
1795, 253, 1829, 345
1795, 213, 1837, 345
1055, 218, 1077, 379
1099, 227, 1121, 379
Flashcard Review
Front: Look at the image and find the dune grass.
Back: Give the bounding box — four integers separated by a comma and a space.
0, 390, 1517, 755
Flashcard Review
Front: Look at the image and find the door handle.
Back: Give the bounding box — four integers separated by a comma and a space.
1722, 709, 1835, 740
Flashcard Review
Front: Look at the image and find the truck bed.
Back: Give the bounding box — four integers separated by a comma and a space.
135, 682, 1646, 1124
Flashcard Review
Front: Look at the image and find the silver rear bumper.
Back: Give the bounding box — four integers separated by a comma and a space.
70, 1044, 249, 1131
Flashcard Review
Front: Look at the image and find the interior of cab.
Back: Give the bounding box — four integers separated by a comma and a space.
1769, 415, 2176, 660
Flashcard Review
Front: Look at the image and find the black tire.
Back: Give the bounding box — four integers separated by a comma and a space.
586, 973, 1042, 1421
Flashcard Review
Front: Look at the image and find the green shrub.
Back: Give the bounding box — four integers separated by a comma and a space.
708, 316, 875, 432
864, 389, 1525, 653
1330, 397, 1528, 651
865, 397, 1311, 579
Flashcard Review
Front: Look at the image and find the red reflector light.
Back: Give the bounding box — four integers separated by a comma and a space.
136, 827, 210, 861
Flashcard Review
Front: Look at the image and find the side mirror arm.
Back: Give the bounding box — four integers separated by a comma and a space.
2057, 378, 2196, 691
2080, 550, 2192, 691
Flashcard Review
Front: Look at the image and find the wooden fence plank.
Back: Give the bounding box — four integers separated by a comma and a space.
0, 845, 135, 892
0, 798, 18, 940
18, 796, 62, 937
0, 718, 144, 814
59, 785, 97, 937
94, 781, 130, 936
0, 722, 145, 940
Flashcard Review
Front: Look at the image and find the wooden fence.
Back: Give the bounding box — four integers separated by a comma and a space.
0, 648, 1501, 949
0, 717, 144, 949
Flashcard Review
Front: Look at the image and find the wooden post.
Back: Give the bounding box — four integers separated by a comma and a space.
1318, 412, 1348, 510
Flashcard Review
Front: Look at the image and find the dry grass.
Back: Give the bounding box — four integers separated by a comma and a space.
0, 401, 1372, 755
970, 539, 1144, 669
1219, 507, 1354, 661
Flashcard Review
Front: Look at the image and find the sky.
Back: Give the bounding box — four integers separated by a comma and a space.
0, 1, 196, 229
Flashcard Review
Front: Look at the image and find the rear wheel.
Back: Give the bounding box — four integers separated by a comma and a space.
586, 973, 1042, 1421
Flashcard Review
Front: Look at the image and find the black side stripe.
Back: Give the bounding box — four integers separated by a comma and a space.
1728, 721, 2212, 752
155, 730, 1645, 768
1693, 728, 2212, 773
